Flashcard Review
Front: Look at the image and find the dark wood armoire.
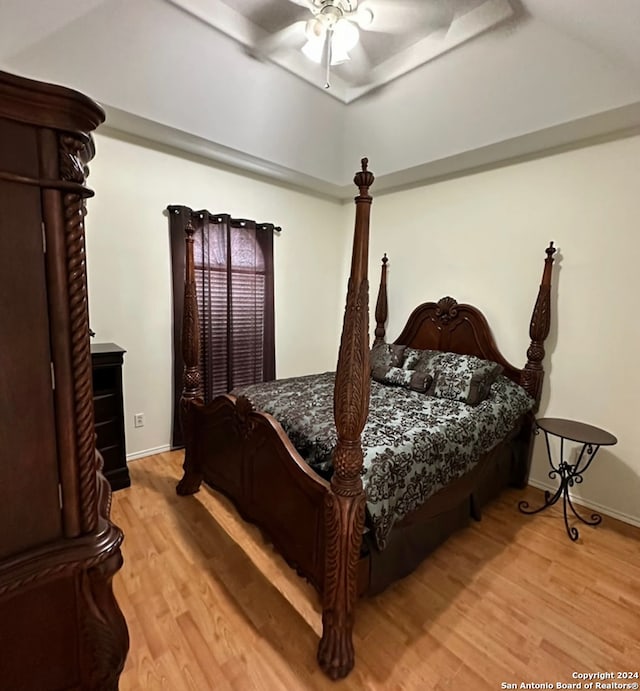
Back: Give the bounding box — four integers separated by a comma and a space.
0, 71, 129, 689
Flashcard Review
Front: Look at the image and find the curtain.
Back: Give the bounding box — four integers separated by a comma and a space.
168, 205, 276, 448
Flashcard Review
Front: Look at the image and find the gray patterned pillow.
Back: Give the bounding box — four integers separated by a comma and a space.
403, 347, 436, 372
370, 342, 406, 371
403, 348, 502, 405
372, 365, 433, 393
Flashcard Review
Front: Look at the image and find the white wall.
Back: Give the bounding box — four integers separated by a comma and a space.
85, 133, 346, 458
367, 134, 640, 526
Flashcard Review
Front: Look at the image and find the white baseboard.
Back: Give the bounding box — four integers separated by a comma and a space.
126, 444, 173, 462
528, 478, 640, 529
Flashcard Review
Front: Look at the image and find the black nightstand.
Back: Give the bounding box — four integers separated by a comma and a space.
91, 343, 130, 491
519, 417, 616, 541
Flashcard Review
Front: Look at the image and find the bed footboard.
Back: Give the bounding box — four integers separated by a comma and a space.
180, 394, 332, 591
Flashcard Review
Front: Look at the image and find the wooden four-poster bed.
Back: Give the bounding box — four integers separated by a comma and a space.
175, 159, 556, 679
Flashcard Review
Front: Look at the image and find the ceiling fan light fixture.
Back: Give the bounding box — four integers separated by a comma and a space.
299, 1, 367, 86
331, 45, 351, 65
333, 17, 359, 53
302, 36, 351, 65
302, 16, 358, 65
305, 17, 324, 40
302, 38, 324, 63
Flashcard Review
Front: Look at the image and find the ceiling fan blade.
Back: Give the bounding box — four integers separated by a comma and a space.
358, 0, 452, 35
251, 20, 307, 57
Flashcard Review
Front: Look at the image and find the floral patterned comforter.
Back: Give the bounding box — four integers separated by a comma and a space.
235, 372, 533, 549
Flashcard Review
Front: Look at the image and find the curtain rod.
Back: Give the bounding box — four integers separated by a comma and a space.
167, 205, 282, 233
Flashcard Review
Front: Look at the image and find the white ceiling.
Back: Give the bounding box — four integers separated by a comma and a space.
1, 0, 640, 198
166, 0, 518, 103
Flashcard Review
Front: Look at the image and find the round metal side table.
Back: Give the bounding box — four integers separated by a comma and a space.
518, 417, 617, 541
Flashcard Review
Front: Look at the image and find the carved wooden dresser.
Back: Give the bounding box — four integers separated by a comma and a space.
0, 70, 129, 689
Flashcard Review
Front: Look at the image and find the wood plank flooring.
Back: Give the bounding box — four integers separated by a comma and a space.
111, 451, 640, 690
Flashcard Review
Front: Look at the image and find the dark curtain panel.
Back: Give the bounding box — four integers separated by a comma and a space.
168, 206, 276, 448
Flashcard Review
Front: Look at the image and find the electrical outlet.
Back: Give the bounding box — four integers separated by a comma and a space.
134, 413, 144, 428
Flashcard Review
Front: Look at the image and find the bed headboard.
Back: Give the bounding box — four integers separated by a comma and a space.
393, 297, 523, 383
373, 243, 556, 406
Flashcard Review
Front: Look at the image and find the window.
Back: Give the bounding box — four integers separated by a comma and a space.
168, 206, 276, 447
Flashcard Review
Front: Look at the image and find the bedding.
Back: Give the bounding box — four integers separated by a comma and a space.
371, 364, 432, 393
403, 347, 503, 405
370, 341, 407, 370
235, 370, 534, 549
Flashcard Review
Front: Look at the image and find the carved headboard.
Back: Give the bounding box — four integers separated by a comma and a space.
393, 297, 522, 384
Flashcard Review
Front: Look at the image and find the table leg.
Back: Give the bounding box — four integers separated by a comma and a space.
518, 433, 603, 541
518, 482, 563, 514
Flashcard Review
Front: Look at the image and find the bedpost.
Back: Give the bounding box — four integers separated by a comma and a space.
521, 241, 556, 410
373, 254, 388, 345
176, 219, 204, 496
318, 159, 374, 680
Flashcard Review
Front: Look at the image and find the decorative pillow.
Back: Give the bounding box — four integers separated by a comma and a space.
403, 347, 437, 374
403, 348, 502, 405
370, 342, 406, 372
372, 365, 433, 393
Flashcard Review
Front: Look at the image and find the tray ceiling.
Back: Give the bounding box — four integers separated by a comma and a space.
167, 0, 518, 103
1, 0, 640, 197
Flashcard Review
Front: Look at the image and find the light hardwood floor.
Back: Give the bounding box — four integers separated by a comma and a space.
111, 451, 640, 690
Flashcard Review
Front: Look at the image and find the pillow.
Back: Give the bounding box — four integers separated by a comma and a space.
372, 365, 433, 393
402, 347, 435, 373
370, 342, 406, 372
403, 348, 502, 405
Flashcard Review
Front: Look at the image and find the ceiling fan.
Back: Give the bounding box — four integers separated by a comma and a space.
284, 0, 376, 89
165, 0, 457, 96
266, 0, 452, 91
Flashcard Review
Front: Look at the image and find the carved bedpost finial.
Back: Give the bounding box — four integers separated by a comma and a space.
374, 254, 389, 345
354, 157, 375, 198
522, 241, 556, 408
